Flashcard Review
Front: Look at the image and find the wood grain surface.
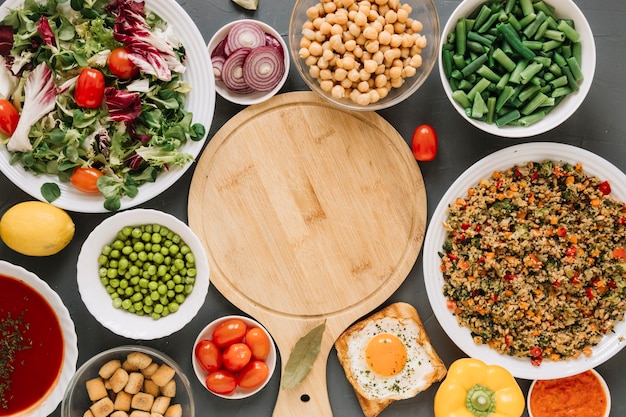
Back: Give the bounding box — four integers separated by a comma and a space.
188, 92, 426, 416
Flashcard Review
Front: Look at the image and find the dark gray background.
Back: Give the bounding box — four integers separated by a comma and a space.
1, 0, 624, 416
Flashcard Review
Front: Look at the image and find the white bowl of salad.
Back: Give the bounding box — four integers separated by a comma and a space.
0, 0, 215, 212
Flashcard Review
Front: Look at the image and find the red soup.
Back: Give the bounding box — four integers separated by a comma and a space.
529, 370, 608, 417
0, 274, 64, 415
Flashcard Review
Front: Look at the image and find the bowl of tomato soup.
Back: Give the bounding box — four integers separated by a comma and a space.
0, 261, 78, 417
528, 369, 610, 417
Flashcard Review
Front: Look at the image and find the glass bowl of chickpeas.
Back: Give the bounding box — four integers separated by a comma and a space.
289, 0, 440, 110
76, 209, 210, 340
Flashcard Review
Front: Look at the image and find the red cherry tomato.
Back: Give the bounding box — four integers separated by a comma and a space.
237, 360, 269, 389
411, 124, 438, 161
74, 68, 105, 108
222, 342, 252, 372
245, 327, 271, 360
70, 166, 104, 193
108, 47, 139, 79
195, 339, 222, 373
205, 370, 237, 395
0, 99, 19, 136
212, 318, 247, 348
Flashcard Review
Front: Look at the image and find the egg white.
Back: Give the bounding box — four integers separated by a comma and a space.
345, 316, 438, 400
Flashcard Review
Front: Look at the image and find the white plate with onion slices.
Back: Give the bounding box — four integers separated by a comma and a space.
423, 142, 626, 380
208, 19, 289, 105
0, 0, 215, 213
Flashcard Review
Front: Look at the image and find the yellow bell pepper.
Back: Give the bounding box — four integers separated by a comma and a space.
434, 358, 525, 417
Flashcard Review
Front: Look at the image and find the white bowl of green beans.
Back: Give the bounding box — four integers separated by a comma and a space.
77, 209, 210, 340
439, 0, 595, 138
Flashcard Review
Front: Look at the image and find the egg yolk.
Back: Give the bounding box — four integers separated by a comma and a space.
365, 333, 407, 376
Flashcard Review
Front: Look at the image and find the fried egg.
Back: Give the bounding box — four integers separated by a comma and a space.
344, 315, 440, 401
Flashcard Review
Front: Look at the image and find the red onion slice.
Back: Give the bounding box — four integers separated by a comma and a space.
212, 54, 225, 81
242, 46, 285, 92
224, 21, 266, 56
212, 37, 228, 59
221, 47, 255, 94
264, 33, 283, 57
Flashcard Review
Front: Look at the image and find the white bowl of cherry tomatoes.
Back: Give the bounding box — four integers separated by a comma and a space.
192, 315, 276, 399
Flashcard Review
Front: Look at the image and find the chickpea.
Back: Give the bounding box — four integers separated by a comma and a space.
378, 30, 391, 45
374, 73, 387, 88
299, 47, 311, 59
306, 6, 320, 19
363, 59, 378, 73
309, 41, 323, 56
309, 65, 321, 79
363, 26, 378, 40
320, 79, 334, 91
323, 1, 337, 13
331, 84, 345, 98
368, 89, 381, 103
345, 39, 357, 52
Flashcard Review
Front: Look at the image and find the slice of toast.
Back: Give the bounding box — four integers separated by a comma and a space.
335, 302, 447, 417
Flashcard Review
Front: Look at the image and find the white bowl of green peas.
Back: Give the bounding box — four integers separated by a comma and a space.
77, 209, 210, 340
439, 0, 595, 138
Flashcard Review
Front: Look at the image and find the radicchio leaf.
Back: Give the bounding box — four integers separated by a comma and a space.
0, 25, 13, 57
105, 0, 185, 81
35, 16, 56, 47
7, 63, 66, 152
104, 86, 142, 122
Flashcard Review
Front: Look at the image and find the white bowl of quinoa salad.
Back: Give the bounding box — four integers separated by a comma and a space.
424, 142, 626, 380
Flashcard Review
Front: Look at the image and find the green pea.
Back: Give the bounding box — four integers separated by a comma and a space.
154, 304, 164, 314
169, 302, 180, 313
112, 239, 125, 250
134, 241, 145, 252
99, 268, 108, 278
112, 298, 123, 309
122, 299, 132, 310
98, 255, 109, 266
131, 227, 143, 239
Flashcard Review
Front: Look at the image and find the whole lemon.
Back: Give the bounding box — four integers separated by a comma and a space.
0, 201, 75, 256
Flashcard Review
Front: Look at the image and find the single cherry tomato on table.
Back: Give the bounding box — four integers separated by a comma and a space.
0, 99, 19, 136
195, 339, 222, 373
70, 166, 104, 193
222, 342, 252, 372
205, 370, 237, 395
74, 68, 105, 108
212, 318, 248, 348
245, 327, 271, 360
108, 47, 139, 79
237, 360, 269, 389
411, 124, 438, 161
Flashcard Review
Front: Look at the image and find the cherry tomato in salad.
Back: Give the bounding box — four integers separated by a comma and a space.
245, 327, 271, 360
0, 99, 19, 136
108, 47, 139, 79
70, 166, 104, 193
195, 339, 222, 373
205, 370, 237, 395
411, 124, 438, 161
74, 68, 105, 108
222, 342, 252, 372
237, 360, 269, 389
212, 318, 247, 348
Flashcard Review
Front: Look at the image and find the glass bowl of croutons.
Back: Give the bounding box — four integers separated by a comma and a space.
61, 345, 194, 417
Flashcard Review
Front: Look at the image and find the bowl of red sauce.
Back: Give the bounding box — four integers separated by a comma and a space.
528, 369, 610, 417
0, 261, 78, 417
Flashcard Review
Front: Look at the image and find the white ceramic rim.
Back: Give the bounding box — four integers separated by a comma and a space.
438, 0, 596, 138
207, 19, 290, 105
0, 260, 78, 417
0, 0, 215, 213
76, 209, 210, 340
527, 369, 611, 417
191, 315, 277, 399
423, 142, 626, 380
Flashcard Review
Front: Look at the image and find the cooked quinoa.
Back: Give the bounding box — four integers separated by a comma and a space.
440, 160, 626, 365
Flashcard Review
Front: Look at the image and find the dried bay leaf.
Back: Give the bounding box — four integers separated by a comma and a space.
281, 320, 326, 390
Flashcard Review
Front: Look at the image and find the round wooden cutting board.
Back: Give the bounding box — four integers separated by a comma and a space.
188, 92, 426, 416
